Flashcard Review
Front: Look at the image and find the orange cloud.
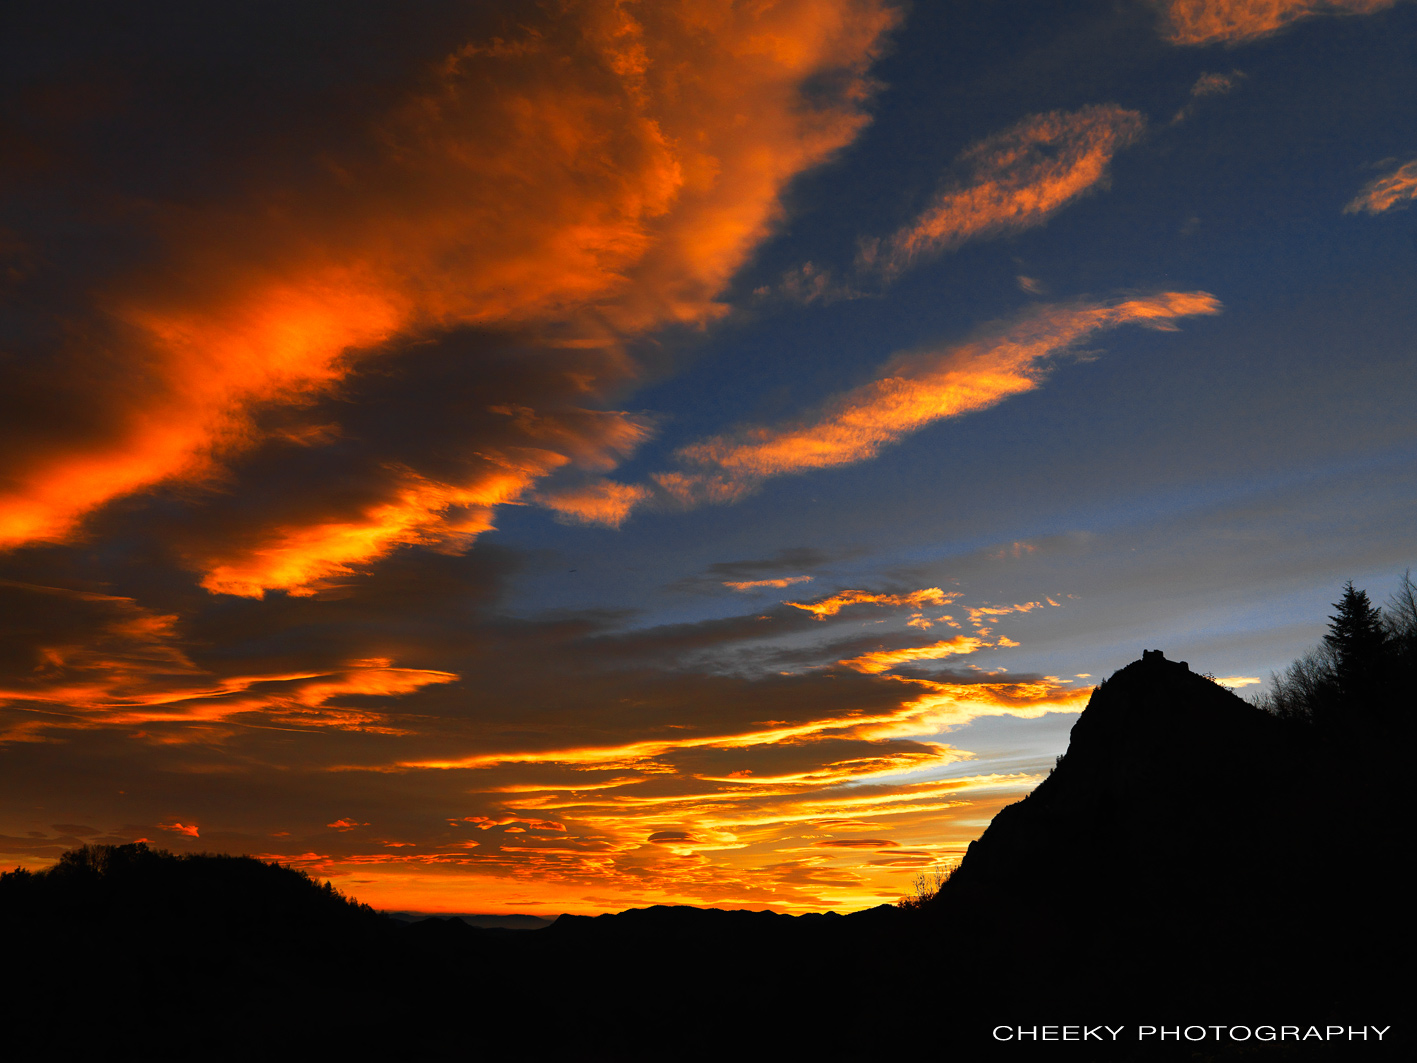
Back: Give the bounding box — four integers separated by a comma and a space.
399, 671, 1085, 774
0, 617, 458, 740
1156, 0, 1399, 46
868, 676, 1092, 737
964, 600, 1053, 628
1344, 159, 1417, 215
661, 292, 1221, 504
724, 576, 815, 591
538, 479, 653, 528
863, 104, 1146, 275
0, 0, 898, 596
840, 636, 990, 674
159, 822, 200, 837
32, 659, 1087, 913
198, 466, 547, 598
786, 587, 955, 619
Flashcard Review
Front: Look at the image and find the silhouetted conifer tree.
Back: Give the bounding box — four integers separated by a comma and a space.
1324, 581, 1387, 695
1256, 573, 1415, 732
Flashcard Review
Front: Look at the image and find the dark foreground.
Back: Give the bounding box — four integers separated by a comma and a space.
4, 653, 1406, 1059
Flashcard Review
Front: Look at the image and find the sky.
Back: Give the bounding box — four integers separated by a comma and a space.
1, 0, 1414, 914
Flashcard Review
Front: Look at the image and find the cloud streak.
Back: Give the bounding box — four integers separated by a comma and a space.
786, 587, 956, 619
655, 292, 1221, 506
862, 105, 1146, 276
840, 635, 991, 674
1156, 0, 1400, 46
724, 576, 815, 591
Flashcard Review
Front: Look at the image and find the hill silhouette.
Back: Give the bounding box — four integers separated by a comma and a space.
5, 639, 1406, 1057
930, 650, 1404, 1032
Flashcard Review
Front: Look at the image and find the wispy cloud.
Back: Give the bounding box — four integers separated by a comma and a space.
1194, 71, 1244, 97
1156, 0, 1399, 47
754, 262, 865, 305
860, 105, 1146, 276
724, 576, 815, 591
786, 587, 956, 619
1172, 69, 1247, 123
539, 480, 653, 528
655, 292, 1221, 507
1344, 159, 1417, 214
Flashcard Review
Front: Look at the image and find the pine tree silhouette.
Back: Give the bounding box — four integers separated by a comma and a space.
1324, 580, 1387, 707
1255, 572, 1416, 728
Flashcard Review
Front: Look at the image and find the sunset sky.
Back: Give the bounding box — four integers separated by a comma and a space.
2, 0, 1414, 914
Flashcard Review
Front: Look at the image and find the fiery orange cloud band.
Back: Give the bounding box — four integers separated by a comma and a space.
0, 0, 898, 603
398, 674, 1088, 772
3, 570, 1090, 911
1156, 0, 1399, 46
840, 636, 990, 674
786, 587, 956, 618
0, 629, 457, 739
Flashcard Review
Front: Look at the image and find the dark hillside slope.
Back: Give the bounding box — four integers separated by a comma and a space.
933, 650, 1404, 1022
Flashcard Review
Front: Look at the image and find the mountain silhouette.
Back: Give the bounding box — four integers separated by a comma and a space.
4, 650, 1404, 1058
926, 649, 1404, 1048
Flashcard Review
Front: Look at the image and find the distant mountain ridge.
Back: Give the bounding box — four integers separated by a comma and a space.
386, 910, 556, 930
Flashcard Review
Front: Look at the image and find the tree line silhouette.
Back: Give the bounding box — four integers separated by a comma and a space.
1253, 572, 1416, 732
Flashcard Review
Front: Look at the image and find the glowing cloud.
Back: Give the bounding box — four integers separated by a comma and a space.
198, 467, 547, 598
724, 576, 815, 591
347, 666, 1093, 911
1344, 159, 1417, 214
0, 0, 899, 597
539, 480, 653, 528
963, 601, 1055, 632
787, 588, 955, 619
660, 292, 1221, 504
1156, 0, 1399, 46
840, 636, 990, 674
863, 104, 1146, 275
0, 621, 459, 739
